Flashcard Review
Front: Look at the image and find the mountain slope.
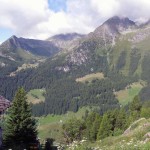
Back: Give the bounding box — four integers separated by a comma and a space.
47, 16, 137, 74
56, 16, 150, 79
47, 33, 85, 51
0, 35, 60, 62
0, 16, 150, 115
0, 35, 61, 76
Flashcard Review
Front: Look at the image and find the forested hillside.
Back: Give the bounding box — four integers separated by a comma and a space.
0, 16, 150, 116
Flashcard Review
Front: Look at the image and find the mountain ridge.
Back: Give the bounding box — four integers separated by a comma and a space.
47, 33, 85, 51
0, 16, 150, 115
0, 35, 60, 63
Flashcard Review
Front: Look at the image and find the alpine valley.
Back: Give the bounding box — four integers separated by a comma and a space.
0, 16, 150, 116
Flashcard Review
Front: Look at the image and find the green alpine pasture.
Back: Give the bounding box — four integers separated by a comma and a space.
27, 89, 46, 104
115, 81, 146, 106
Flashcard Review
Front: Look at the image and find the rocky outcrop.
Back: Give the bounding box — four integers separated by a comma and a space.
48, 33, 85, 50
0, 95, 11, 113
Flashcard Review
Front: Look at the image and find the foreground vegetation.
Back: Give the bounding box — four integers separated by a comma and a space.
38, 107, 97, 143
62, 97, 150, 150
3, 88, 37, 149
65, 117, 150, 150
36, 95, 150, 149
1, 88, 150, 149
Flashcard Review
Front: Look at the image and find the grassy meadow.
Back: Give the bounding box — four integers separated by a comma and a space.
27, 89, 46, 104
37, 106, 97, 143
115, 81, 146, 106
76, 72, 104, 83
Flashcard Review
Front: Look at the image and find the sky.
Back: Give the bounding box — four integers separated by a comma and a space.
0, 0, 150, 43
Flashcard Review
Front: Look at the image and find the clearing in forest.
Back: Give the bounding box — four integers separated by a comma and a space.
27, 89, 45, 104
76, 72, 104, 83
115, 81, 146, 106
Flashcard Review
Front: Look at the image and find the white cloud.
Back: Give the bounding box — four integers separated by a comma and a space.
0, 0, 150, 41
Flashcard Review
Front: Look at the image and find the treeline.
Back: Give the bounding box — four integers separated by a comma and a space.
140, 52, 150, 102
141, 53, 150, 83
0, 63, 138, 116
62, 96, 150, 143
0, 56, 19, 77
0, 49, 139, 116
32, 78, 119, 116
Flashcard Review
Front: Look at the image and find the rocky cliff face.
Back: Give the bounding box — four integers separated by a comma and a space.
50, 16, 150, 78
48, 33, 85, 51
64, 17, 136, 67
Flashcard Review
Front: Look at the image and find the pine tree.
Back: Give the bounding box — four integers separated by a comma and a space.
3, 88, 37, 149
129, 95, 142, 123
115, 108, 127, 130
129, 95, 142, 112
97, 113, 112, 140
62, 118, 85, 143
140, 101, 150, 119
85, 112, 97, 140
90, 114, 102, 141
113, 108, 127, 135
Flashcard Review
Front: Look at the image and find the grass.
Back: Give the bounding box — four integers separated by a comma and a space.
37, 106, 98, 142
16, 48, 41, 62
96, 118, 150, 150
27, 89, 45, 104
69, 118, 150, 150
110, 27, 150, 76
115, 81, 146, 106
37, 107, 150, 149
76, 72, 104, 83
110, 37, 131, 76
135, 27, 150, 52
10, 63, 39, 76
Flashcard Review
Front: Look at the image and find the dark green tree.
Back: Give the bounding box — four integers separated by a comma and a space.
97, 113, 112, 140
62, 118, 85, 143
114, 108, 127, 135
129, 95, 142, 123
129, 95, 142, 112
140, 101, 150, 119
90, 114, 102, 141
84, 112, 97, 140
3, 88, 37, 149
115, 108, 127, 130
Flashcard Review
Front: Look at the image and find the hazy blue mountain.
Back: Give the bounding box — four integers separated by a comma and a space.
0, 35, 60, 62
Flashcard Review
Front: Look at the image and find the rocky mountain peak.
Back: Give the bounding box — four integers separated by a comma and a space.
9, 35, 17, 40
48, 33, 85, 41
103, 16, 135, 27
105, 16, 136, 33
86, 16, 136, 50
0, 35, 19, 50
0, 35, 60, 62
93, 16, 136, 37
47, 33, 85, 50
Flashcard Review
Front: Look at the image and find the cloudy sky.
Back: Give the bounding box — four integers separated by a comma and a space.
0, 0, 150, 43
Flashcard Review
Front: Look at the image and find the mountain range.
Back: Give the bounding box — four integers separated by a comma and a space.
0, 16, 150, 115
